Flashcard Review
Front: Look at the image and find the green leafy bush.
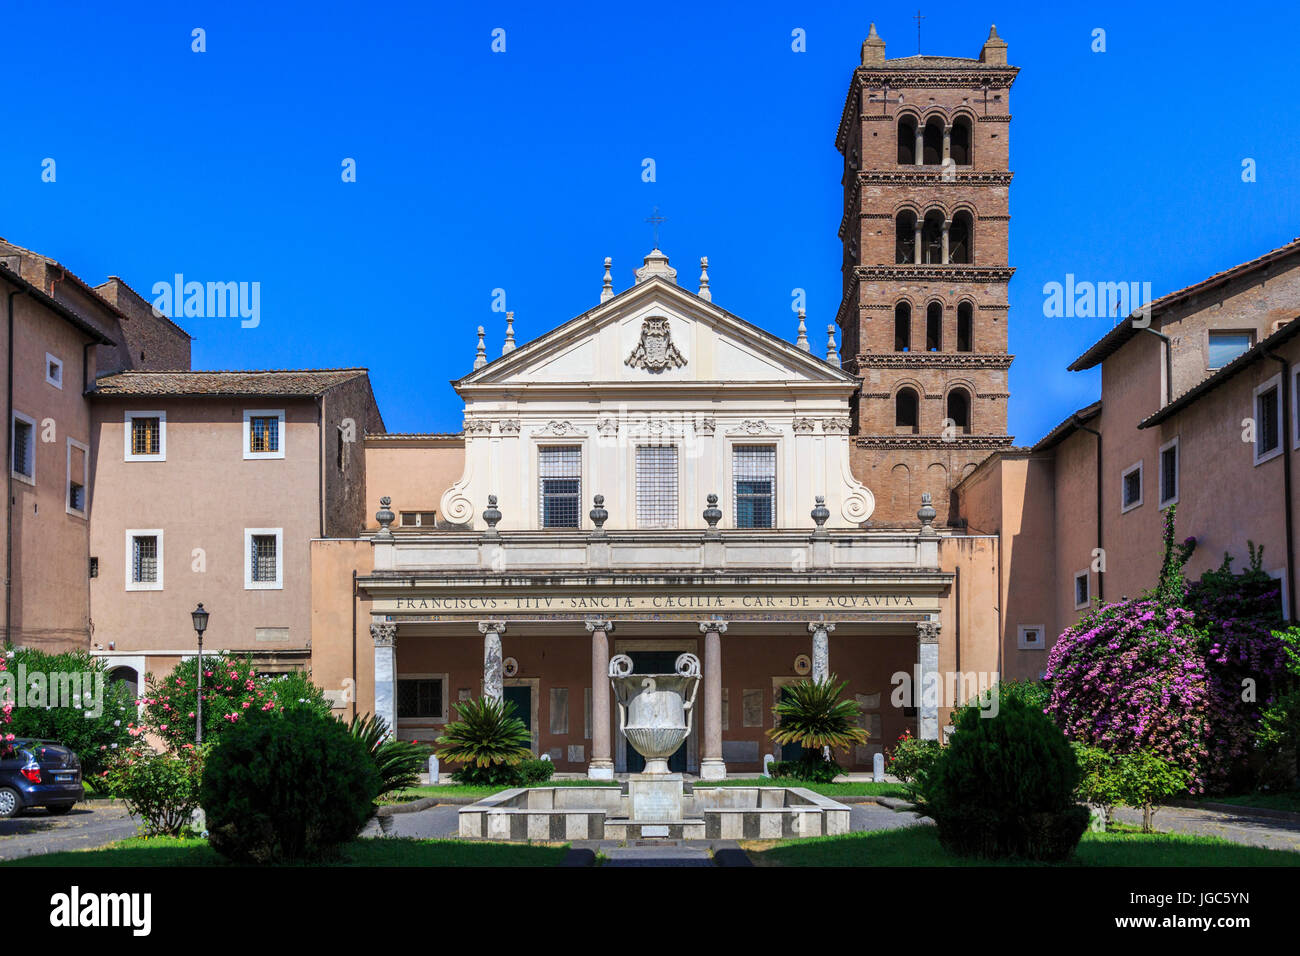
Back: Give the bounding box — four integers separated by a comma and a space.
520, 758, 555, 784
768, 676, 869, 753
344, 712, 431, 797
918, 696, 1089, 861
887, 728, 940, 785
769, 754, 842, 783
436, 697, 533, 786
202, 707, 379, 864
104, 743, 207, 836
1114, 749, 1192, 833
2, 647, 134, 783
1072, 743, 1122, 828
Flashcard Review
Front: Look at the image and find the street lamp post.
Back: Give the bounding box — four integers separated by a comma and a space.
191, 603, 209, 744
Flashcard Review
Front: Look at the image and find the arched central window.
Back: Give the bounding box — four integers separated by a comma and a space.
957, 302, 974, 352
921, 210, 944, 264
922, 117, 944, 165
950, 116, 972, 165
947, 388, 971, 434
895, 387, 919, 433
897, 116, 917, 165
895, 210, 917, 264
894, 302, 911, 351
949, 212, 973, 265
926, 302, 942, 352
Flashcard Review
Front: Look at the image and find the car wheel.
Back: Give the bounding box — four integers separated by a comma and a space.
45, 804, 74, 816
0, 788, 20, 819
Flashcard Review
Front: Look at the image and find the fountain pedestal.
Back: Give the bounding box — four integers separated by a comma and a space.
628, 773, 684, 822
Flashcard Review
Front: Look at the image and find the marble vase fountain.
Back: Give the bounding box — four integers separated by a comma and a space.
458, 648, 851, 842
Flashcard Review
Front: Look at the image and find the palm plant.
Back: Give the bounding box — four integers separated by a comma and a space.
768, 676, 869, 753
344, 712, 429, 797
435, 697, 532, 784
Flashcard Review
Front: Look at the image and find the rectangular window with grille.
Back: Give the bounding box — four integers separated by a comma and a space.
1257, 385, 1280, 459
11, 416, 33, 479
250, 534, 277, 582
539, 445, 581, 528
133, 536, 158, 583
1159, 440, 1178, 506
636, 445, 678, 528
733, 445, 776, 529
131, 417, 160, 456
397, 678, 445, 720
249, 416, 279, 454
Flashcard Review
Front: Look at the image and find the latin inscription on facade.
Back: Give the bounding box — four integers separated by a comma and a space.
382, 593, 918, 613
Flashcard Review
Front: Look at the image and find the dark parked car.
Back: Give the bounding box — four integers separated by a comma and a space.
0, 739, 84, 818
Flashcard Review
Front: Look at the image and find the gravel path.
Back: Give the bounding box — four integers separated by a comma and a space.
1111, 805, 1300, 852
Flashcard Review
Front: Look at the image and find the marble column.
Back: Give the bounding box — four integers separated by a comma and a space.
586, 619, 615, 780
479, 621, 506, 703
913, 124, 924, 166
942, 124, 951, 163
808, 622, 835, 684
699, 621, 727, 779
370, 623, 397, 735
941, 220, 951, 264
917, 620, 941, 740
913, 219, 923, 265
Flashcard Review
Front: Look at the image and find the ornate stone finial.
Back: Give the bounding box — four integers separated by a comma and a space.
795, 308, 809, 352
811, 495, 830, 537
861, 21, 886, 66
502, 312, 516, 354
473, 326, 487, 370
601, 256, 614, 302
697, 256, 711, 301
589, 494, 608, 534
917, 492, 937, 535
980, 23, 1008, 65
703, 493, 722, 538
375, 496, 395, 538
634, 248, 677, 285
825, 325, 840, 368
482, 494, 502, 536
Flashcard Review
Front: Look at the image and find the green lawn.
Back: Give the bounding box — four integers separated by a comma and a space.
1, 836, 567, 868
1203, 791, 1300, 814
749, 824, 1300, 867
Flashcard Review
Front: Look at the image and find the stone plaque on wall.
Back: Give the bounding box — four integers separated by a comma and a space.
722, 740, 760, 764
549, 688, 569, 735
255, 627, 289, 642
568, 745, 585, 763
458, 688, 472, 702
721, 688, 729, 731
742, 689, 764, 728
857, 691, 881, 710
548, 747, 563, 762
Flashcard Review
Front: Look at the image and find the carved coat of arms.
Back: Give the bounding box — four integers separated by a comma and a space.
626, 317, 686, 372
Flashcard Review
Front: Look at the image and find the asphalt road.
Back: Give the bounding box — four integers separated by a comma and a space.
0, 802, 139, 861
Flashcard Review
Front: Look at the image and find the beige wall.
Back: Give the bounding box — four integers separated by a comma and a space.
1, 283, 101, 649
88, 397, 322, 665
364, 437, 465, 529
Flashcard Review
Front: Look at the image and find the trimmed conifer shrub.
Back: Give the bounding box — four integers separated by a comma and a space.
918, 696, 1089, 861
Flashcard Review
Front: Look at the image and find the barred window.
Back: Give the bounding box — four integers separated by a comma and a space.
636, 446, 678, 528
11, 417, 33, 478
69, 480, 85, 513
539, 445, 581, 528
132, 536, 158, 584
250, 534, 278, 582
399, 511, 437, 528
131, 417, 161, 456
733, 445, 776, 529
397, 678, 444, 719
249, 416, 280, 454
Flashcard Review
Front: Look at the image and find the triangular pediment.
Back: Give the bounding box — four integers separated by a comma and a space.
457, 277, 854, 392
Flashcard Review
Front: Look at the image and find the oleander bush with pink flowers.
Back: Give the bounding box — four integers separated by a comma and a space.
1045, 508, 1288, 795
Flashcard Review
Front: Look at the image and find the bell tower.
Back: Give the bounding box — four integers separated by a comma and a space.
836, 24, 1018, 526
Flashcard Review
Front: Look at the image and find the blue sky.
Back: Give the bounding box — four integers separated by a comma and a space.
2, 1, 1297, 438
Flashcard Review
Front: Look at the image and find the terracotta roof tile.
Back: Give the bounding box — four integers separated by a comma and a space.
91, 368, 370, 397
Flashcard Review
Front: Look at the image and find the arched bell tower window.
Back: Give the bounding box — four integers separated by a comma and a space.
926, 302, 942, 352
894, 302, 911, 351
950, 116, 972, 165
957, 302, 974, 352
947, 388, 972, 434
922, 117, 944, 165
895, 387, 919, 433
897, 116, 917, 165
895, 210, 917, 264
949, 211, 973, 264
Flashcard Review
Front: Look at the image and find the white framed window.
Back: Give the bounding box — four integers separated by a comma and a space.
44, 353, 63, 389
733, 444, 777, 529
397, 673, 450, 723
244, 528, 284, 589
66, 437, 88, 517
1121, 460, 1143, 513
125, 530, 164, 591
1017, 625, 1045, 650
124, 411, 166, 461
1254, 374, 1282, 465
1158, 437, 1179, 508
538, 445, 581, 528
1073, 570, 1091, 610
11, 410, 35, 485
243, 409, 285, 460
1207, 330, 1253, 370
636, 445, 679, 528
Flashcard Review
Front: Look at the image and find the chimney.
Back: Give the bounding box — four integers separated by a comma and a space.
979, 24, 1007, 66
860, 23, 886, 66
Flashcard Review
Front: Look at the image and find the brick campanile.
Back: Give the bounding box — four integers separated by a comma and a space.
836, 24, 1017, 526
